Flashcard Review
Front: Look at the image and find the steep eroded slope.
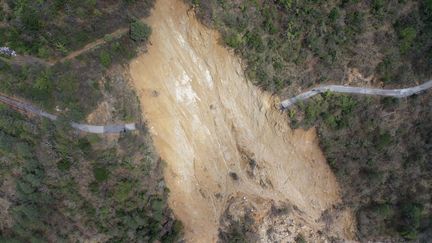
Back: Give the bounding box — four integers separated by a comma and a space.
130, 0, 352, 241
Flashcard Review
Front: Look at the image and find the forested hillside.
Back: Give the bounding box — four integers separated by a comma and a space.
189, 0, 432, 241
0, 0, 153, 59
0, 0, 182, 241
190, 0, 432, 92
1, 0, 431, 241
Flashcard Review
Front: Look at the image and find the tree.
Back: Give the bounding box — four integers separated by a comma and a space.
130, 21, 151, 42
99, 51, 111, 68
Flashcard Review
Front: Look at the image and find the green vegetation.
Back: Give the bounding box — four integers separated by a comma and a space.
57, 159, 72, 172
0, 0, 183, 242
93, 166, 109, 182
399, 203, 423, 240
191, 0, 432, 92
0, 28, 146, 119
289, 92, 432, 241
398, 27, 417, 54
190, 0, 432, 241
0, 0, 154, 59
99, 50, 112, 68
0, 108, 182, 242
130, 20, 152, 42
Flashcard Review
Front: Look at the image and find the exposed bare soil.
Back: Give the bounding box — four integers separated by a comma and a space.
129, 0, 353, 241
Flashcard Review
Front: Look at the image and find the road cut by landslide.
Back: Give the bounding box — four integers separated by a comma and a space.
130, 0, 353, 241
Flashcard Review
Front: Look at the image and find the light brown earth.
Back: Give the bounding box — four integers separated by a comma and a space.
129, 0, 354, 242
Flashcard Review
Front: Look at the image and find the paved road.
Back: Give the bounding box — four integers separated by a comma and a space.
0, 93, 136, 134
71, 122, 136, 134
280, 80, 432, 109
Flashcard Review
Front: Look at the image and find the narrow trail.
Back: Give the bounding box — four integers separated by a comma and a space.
0, 93, 135, 134
4, 27, 129, 67
281, 80, 432, 108
53, 27, 129, 65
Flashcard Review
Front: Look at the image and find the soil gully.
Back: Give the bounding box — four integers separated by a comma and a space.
129, 0, 352, 241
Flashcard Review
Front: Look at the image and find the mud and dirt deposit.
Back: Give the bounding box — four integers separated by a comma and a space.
130, 0, 349, 241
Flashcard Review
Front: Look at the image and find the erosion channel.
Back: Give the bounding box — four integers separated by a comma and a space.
130, 0, 354, 241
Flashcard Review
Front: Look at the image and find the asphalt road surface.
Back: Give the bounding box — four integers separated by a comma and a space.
281, 80, 432, 109
0, 93, 136, 134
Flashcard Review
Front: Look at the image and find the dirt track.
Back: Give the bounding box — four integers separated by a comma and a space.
130, 0, 352, 241
6, 28, 128, 67
55, 28, 128, 64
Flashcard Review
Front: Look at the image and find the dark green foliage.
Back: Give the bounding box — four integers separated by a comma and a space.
376, 131, 392, 150
99, 51, 112, 68
398, 203, 423, 240
0, 107, 182, 242
224, 32, 243, 49
93, 166, 109, 182
162, 220, 184, 243
398, 27, 417, 53
0, 1, 182, 240
113, 180, 134, 202
57, 159, 72, 172
0, 0, 155, 58
192, 0, 432, 91
295, 93, 357, 129
130, 21, 152, 42
289, 92, 432, 241
276, 0, 293, 9
329, 8, 340, 22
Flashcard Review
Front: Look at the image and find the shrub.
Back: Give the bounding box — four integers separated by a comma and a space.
376, 131, 392, 150
130, 21, 152, 42
426, 0, 432, 14
0, 6, 4, 21
338, 96, 357, 114
304, 101, 322, 125
34, 71, 52, 92
323, 114, 338, 129
277, 0, 293, 9
399, 27, 417, 53
224, 32, 243, 49
113, 181, 134, 202
329, 8, 340, 22
376, 55, 397, 83
372, 0, 385, 16
373, 203, 393, 218
93, 167, 109, 182
245, 31, 264, 52
346, 11, 365, 33
399, 203, 423, 240
99, 51, 111, 68
57, 159, 72, 172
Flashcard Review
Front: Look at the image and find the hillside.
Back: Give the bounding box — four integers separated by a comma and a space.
0, 0, 431, 242
130, 0, 351, 241
189, 0, 432, 241
0, 0, 182, 242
